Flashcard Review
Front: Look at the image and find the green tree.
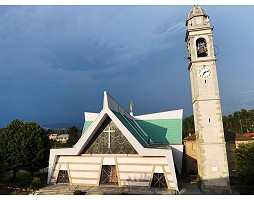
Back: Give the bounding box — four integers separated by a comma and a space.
234, 142, 254, 188
223, 109, 254, 134
0, 119, 50, 178
183, 108, 254, 138
182, 115, 195, 138
67, 126, 81, 146
0, 119, 24, 178
0, 128, 7, 177
20, 121, 50, 176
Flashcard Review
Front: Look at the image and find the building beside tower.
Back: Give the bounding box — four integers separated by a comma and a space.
183, 131, 254, 177
185, 5, 231, 193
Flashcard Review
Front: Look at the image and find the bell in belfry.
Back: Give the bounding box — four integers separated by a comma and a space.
197, 39, 208, 57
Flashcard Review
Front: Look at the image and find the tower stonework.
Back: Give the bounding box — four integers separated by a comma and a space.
185, 6, 231, 194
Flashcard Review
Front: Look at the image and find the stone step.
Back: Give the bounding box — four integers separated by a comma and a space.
32, 189, 74, 195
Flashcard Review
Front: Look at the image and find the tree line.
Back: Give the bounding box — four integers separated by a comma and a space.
0, 119, 81, 179
182, 108, 254, 138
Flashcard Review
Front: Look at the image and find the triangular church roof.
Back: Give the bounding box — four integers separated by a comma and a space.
80, 92, 151, 150
83, 93, 183, 145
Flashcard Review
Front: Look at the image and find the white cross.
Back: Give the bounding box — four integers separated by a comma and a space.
103, 126, 115, 148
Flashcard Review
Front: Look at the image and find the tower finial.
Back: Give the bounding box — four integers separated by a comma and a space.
130, 101, 133, 116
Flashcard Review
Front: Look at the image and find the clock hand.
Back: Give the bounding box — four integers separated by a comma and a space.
203, 70, 210, 76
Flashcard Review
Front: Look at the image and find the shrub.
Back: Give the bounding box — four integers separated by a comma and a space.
121, 192, 128, 195
240, 185, 254, 195
73, 190, 85, 195
234, 142, 254, 185
30, 177, 41, 189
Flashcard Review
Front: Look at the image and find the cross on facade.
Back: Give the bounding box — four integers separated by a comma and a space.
103, 126, 115, 148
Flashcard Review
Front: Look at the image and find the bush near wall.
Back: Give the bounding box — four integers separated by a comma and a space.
234, 142, 254, 194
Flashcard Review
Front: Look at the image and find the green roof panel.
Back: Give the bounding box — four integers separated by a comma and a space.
111, 110, 149, 148
82, 114, 182, 145
82, 121, 93, 135
136, 119, 182, 144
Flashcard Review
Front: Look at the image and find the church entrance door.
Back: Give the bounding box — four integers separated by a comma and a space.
100, 165, 118, 185
57, 170, 69, 183
151, 173, 167, 188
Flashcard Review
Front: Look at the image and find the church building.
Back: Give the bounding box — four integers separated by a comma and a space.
47, 5, 231, 194
47, 91, 183, 192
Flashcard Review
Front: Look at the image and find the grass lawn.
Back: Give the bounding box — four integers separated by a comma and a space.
0, 170, 48, 189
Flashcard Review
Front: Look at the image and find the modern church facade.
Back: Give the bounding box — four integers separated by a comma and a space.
47, 92, 183, 191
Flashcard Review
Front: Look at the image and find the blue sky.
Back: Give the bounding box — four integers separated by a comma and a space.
1, 5, 254, 128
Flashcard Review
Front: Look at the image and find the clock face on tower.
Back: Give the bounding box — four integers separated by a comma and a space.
198, 65, 211, 79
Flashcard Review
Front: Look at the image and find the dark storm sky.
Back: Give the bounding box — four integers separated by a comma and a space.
1, 5, 254, 127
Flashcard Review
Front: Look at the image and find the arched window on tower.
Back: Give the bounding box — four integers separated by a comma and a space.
196, 38, 208, 57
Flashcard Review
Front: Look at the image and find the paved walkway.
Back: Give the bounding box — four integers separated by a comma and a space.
179, 182, 204, 195
33, 184, 177, 195
32, 177, 240, 195
177, 177, 240, 195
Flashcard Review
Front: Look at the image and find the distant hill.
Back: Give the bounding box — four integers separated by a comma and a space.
43, 123, 83, 130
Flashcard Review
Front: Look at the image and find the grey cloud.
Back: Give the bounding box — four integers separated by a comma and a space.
50, 41, 124, 72
0, 6, 187, 76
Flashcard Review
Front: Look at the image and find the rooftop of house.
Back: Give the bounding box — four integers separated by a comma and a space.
57, 134, 69, 139
183, 130, 254, 142
183, 133, 196, 141
242, 132, 254, 138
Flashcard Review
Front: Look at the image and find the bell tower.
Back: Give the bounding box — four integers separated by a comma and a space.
185, 6, 231, 194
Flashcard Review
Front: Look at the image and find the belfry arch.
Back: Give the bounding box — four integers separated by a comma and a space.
196, 37, 208, 57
